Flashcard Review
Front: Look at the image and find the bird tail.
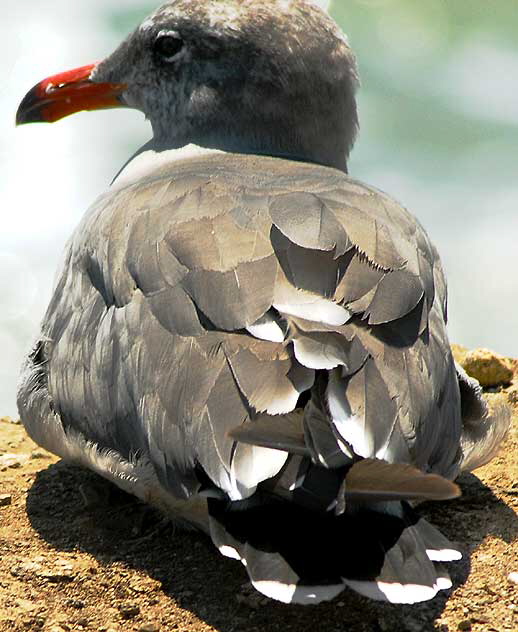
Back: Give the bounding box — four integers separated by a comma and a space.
459, 405, 511, 472
456, 364, 511, 472
207, 455, 462, 605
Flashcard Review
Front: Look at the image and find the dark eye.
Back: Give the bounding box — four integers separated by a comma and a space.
153, 34, 184, 60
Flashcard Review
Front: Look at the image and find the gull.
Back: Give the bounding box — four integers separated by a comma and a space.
16, 0, 509, 605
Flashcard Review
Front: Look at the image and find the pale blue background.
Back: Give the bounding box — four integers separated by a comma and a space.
1, 0, 517, 417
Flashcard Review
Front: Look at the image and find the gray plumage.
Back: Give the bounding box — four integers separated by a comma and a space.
17, 0, 509, 606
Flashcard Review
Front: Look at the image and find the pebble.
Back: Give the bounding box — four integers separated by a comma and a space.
119, 604, 140, 620
14, 598, 37, 612
39, 564, 75, 582
457, 621, 472, 631
236, 591, 268, 609
31, 450, 50, 460
0, 416, 20, 425
0, 454, 27, 470
0, 494, 12, 507
140, 624, 160, 632
508, 572, 518, 585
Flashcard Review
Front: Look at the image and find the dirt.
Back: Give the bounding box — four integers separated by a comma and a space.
1, 358, 517, 632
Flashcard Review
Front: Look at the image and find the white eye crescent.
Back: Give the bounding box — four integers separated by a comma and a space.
153, 30, 184, 61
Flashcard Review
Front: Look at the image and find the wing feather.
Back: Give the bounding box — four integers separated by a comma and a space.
32, 153, 463, 504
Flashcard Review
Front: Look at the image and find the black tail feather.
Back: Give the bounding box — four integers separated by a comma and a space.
207, 494, 459, 604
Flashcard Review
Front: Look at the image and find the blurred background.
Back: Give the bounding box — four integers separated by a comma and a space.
1, 0, 517, 418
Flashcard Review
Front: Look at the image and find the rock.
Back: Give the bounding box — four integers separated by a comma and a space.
451, 343, 469, 366
119, 604, 140, 620
18, 560, 43, 573
0, 494, 12, 507
14, 598, 37, 612
462, 348, 514, 387
28, 617, 47, 629
38, 560, 76, 582
0, 453, 28, 470
0, 416, 20, 425
236, 585, 268, 609
457, 621, 472, 631
140, 624, 160, 632
508, 571, 518, 585
31, 450, 51, 460
507, 385, 518, 406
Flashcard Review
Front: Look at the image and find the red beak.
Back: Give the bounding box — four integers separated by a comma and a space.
16, 63, 127, 125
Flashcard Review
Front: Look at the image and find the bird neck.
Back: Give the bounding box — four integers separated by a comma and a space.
149, 98, 356, 174
194, 134, 350, 173
149, 128, 350, 173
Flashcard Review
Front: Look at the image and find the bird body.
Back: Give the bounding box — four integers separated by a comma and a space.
16, 0, 509, 605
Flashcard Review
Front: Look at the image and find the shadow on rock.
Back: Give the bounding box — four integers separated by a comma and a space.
26, 462, 517, 632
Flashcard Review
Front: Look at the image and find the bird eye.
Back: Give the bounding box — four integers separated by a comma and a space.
153, 33, 184, 60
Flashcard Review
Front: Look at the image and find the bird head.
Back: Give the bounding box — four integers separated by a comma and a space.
16, 0, 359, 170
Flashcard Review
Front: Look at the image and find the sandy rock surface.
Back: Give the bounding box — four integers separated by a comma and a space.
453, 346, 515, 389
0, 348, 517, 632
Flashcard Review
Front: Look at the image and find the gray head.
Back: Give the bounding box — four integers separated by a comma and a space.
17, 0, 359, 172
94, 0, 359, 171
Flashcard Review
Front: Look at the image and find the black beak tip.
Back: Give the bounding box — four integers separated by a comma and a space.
16, 83, 47, 126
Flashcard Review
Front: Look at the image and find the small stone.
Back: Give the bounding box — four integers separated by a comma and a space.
140, 624, 160, 632
21, 561, 43, 573
507, 385, 518, 406
31, 450, 50, 460
0, 494, 12, 507
0, 416, 20, 425
457, 621, 472, 631
14, 599, 37, 612
235, 589, 267, 609
119, 604, 140, 620
27, 616, 46, 629
508, 572, 518, 585
0, 454, 26, 470
38, 563, 75, 582
462, 348, 514, 388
